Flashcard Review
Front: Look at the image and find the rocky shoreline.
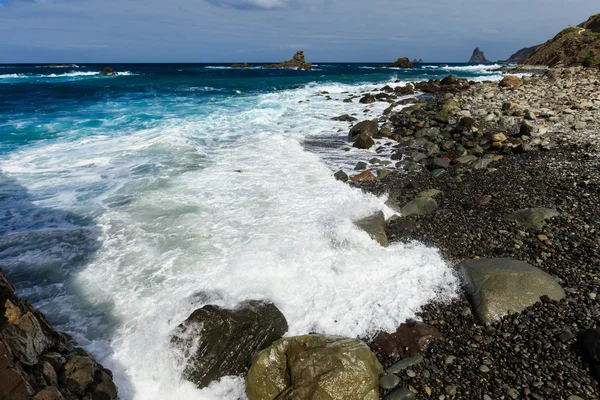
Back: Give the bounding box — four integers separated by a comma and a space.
339, 67, 600, 399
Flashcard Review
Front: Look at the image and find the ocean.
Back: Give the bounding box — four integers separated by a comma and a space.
0, 62, 504, 399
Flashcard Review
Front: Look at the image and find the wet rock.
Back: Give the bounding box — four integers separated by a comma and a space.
172, 301, 288, 389
334, 170, 348, 182
34, 387, 65, 400
507, 207, 560, 231
332, 114, 358, 122
62, 355, 97, 395
458, 258, 565, 324
355, 211, 389, 247
98, 67, 117, 76
401, 197, 438, 216
348, 120, 378, 141
441, 74, 458, 85
385, 355, 424, 373
374, 320, 443, 358
353, 133, 375, 149
90, 370, 118, 400
360, 94, 376, 104
246, 335, 382, 400
379, 374, 400, 390
355, 161, 368, 170
384, 387, 416, 400
350, 170, 377, 182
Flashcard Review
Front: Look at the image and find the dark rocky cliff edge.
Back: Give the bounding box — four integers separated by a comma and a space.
503, 45, 540, 64
0, 268, 118, 400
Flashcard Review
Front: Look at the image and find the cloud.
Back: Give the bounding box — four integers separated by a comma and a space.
204, 0, 288, 10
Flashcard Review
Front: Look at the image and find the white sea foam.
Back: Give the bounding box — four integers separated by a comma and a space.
0, 71, 134, 81
0, 77, 458, 399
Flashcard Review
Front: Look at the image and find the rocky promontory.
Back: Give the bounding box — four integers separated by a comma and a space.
503, 45, 540, 63
468, 47, 489, 63
377, 57, 414, 69
0, 268, 118, 400
263, 51, 312, 70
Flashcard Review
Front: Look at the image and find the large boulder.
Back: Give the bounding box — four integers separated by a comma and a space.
458, 258, 565, 324
348, 120, 378, 141
433, 97, 460, 123
350, 170, 377, 182
499, 75, 524, 88
171, 300, 288, 389
400, 197, 438, 217
246, 335, 383, 400
353, 133, 375, 149
354, 211, 389, 247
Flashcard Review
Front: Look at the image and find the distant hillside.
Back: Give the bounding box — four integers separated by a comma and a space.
504, 45, 539, 63
524, 13, 600, 67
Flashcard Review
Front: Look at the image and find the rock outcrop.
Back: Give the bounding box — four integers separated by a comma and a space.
263, 51, 312, 70
0, 268, 118, 400
171, 300, 287, 389
391, 57, 413, 68
231, 63, 251, 68
246, 335, 382, 400
354, 211, 389, 247
468, 48, 489, 63
458, 258, 565, 324
98, 67, 117, 76
524, 13, 600, 67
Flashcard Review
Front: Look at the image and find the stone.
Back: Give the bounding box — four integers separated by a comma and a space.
472, 158, 493, 169
401, 197, 438, 216
350, 170, 377, 182
384, 387, 416, 400
433, 157, 450, 169
62, 355, 97, 395
499, 75, 523, 88
418, 189, 442, 198
171, 301, 288, 389
507, 208, 560, 231
360, 94, 376, 104
41, 361, 58, 387
378, 170, 392, 179
458, 258, 566, 324
374, 321, 443, 359
579, 329, 600, 380
354, 161, 368, 170
334, 170, 348, 182
391, 57, 413, 68
246, 335, 382, 400
353, 133, 375, 149
385, 355, 424, 374
440, 74, 458, 85
492, 132, 507, 142
263, 51, 312, 70
90, 370, 118, 400
476, 195, 492, 205
34, 387, 65, 400
446, 385, 458, 396
331, 114, 358, 122
455, 155, 478, 165
379, 374, 401, 390
433, 99, 460, 123
355, 211, 389, 247
348, 120, 378, 141
98, 67, 117, 76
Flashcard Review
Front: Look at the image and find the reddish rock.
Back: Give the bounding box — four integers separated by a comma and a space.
374, 320, 444, 358
350, 170, 377, 182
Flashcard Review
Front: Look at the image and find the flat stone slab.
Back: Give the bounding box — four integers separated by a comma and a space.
507, 207, 560, 231
458, 258, 565, 324
401, 197, 438, 217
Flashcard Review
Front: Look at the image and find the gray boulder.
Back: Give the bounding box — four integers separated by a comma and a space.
172, 301, 288, 389
355, 211, 389, 247
507, 207, 560, 231
458, 258, 565, 324
401, 197, 438, 217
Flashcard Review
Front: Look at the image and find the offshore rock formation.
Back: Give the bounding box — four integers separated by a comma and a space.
0, 268, 118, 400
98, 67, 117, 76
263, 51, 312, 70
524, 13, 600, 67
468, 47, 489, 63
231, 63, 251, 68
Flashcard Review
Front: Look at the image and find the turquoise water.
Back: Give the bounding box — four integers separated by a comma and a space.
0, 62, 502, 399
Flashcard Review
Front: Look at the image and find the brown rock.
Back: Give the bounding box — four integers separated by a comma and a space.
62, 355, 97, 395
41, 361, 58, 387
374, 321, 444, 359
350, 170, 377, 182
499, 75, 523, 88
90, 370, 118, 400
476, 195, 492, 205
353, 133, 375, 149
34, 386, 65, 400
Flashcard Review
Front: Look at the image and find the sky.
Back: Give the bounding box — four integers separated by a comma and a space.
0, 0, 598, 63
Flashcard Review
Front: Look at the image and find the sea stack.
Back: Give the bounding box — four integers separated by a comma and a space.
468, 47, 489, 63
98, 66, 118, 76
263, 51, 312, 70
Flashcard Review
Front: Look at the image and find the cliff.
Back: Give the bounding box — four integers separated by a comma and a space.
504, 45, 540, 64
468, 48, 489, 63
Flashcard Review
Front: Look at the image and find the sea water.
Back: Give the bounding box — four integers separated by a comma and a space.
0, 62, 505, 399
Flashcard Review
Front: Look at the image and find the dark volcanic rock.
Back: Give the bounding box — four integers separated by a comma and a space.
359, 94, 376, 104
171, 300, 288, 389
391, 57, 414, 68
348, 120, 378, 141
263, 50, 312, 70
231, 63, 251, 68
468, 47, 489, 63
332, 114, 358, 122
353, 133, 375, 149
98, 67, 117, 76
580, 329, 600, 380
503, 45, 540, 64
